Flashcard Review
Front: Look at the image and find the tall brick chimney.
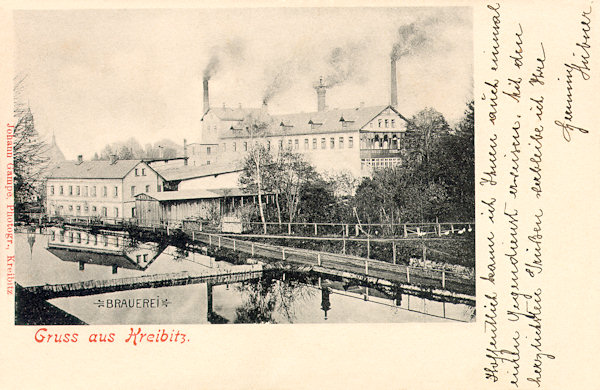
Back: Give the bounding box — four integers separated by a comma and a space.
203, 78, 210, 114
390, 59, 398, 108
315, 77, 327, 112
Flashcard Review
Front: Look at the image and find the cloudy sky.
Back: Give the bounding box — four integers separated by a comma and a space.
14, 7, 472, 159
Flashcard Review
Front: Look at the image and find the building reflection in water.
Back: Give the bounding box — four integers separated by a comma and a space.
45, 226, 166, 274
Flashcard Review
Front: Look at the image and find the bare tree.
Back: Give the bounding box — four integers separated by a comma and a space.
13, 76, 50, 215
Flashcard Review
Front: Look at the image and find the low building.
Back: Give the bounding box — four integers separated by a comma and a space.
46, 156, 168, 219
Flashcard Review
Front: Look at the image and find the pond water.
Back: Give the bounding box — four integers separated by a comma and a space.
15, 231, 474, 324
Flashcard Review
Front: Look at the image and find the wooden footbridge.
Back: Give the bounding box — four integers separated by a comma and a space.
24, 215, 476, 301
24, 266, 264, 300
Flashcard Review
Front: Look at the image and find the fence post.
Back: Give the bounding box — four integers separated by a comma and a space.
209, 234, 212, 246
406, 267, 410, 284
342, 238, 346, 254
314, 223, 318, 236
437, 222, 442, 237
218, 236, 221, 248
288, 223, 291, 235
345, 224, 349, 237
392, 242, 397, 264
442, 270, 446, 289
233, 239, 236, 251
365, 260, 369, 275
367, 237, 370, 259
317, 253, 321, 266
403, 224, 408, 238
192, 231, 195, 241
251, 243, 255, 256
282, 248, 286, 260
166, 225, 170, 236
451, 224, 455, 233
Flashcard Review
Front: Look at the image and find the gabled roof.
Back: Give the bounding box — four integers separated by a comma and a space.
47, 160, 151, 180
154, 161, 244, 182
202, 106, 264, 122
219, 105, 408, 139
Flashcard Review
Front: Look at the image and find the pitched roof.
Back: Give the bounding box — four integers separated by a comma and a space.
203, 106, 264, 122
154, 161, 244, 182
47, 160, 144, 179
219, 105, 408, 139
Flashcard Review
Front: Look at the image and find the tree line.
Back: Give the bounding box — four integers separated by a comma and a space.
239, 101, 475, 230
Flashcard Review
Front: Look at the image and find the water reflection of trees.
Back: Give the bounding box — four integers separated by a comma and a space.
234, 272, 316, 324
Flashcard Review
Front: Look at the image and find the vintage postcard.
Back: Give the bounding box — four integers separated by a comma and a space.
0, 1, 597, 389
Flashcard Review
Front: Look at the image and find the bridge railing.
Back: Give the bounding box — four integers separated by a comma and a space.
191, 231, 474, 296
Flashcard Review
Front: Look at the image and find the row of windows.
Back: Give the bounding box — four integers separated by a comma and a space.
50, 185, 118, 198
130, 185, 152, 196
50, 230, 121, 247
230, 136, 354, 153
134, 168, 147, 176
361, 158, 403, 169
370, 119, 397, 129
53, 204, 119, 217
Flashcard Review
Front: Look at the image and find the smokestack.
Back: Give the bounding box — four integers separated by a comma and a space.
203, 78, 210, 114
77, 155, 83, 164
110, 154, 118, 165
315, 77, 327, 112
390, 59, 398, 108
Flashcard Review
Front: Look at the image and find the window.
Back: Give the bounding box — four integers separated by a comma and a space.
313, 138, 317, 149
207, 146, 211, 155
207, 161, 211, 165
94, 235, 98, 245
243, 142, 248, 152
294, 139, 299, 150
50, 230, 55, 241
330, 137, 335, 149
69, 205, 73, 212
321, 138, 326, 149
60, 231, 65, 242
378, 119, 382, 128
142, 168, 146, 176
86, 234, 90, 244
143, 254, 148, 262
102, 207, 107, 217
76, 205, 81, 215
60, 186, 64, 195
348, 137, 354, 148
114, 186, 118, 197
114, 208, 119, 218
131, 207, 136, 218
304, 139, 309, 150
267, 140, 271, 151
279, 140, 283, 149
391, 119, 395, 128
157, 185, 162, 192
92, 206, 97, 213
76, 186, 80, 196
84, 186, 88, 197
131, 186, 136, 196
339, 137, 344, 149
50, 185, 55, 195
92, 186, 96, 197
84, 206, 89, 213
76, 233, 81, 244
69, 186, 73, 195
104, 236, 108, 246
103, 186, 107, 197
288, 139, 292, 149
137, 255, 141, 264
233, 142, 237, 152
145, 185, 150, 192
385, 119, 389, 128
135, 168, 139, 176
69, 232, 73, 243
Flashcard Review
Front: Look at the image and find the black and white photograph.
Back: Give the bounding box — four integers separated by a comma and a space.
11, 7, 475, 325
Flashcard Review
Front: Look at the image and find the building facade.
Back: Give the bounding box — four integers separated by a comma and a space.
46, 157, 168, 219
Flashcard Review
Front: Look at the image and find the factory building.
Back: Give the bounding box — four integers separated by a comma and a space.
198, 60, 414, 177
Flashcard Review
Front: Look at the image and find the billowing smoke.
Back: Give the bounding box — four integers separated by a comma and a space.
318, 42, 364, 89
262, 59, 302, 105
390, 23, 427, 60
202, 38, 246, 81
